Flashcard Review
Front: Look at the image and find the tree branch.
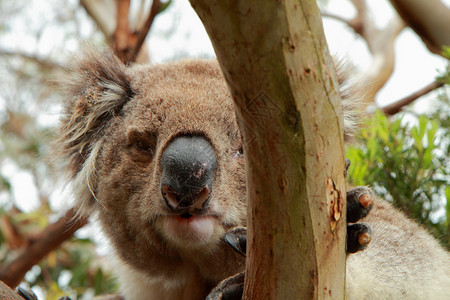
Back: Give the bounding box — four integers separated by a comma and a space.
0, 50, 62, 71
0, 215, 25, 250
113, 0, 162, 63
320, 12, 353, 28
128, 0, 161, 63
0, 209, 87, 288
382, 81, 445, 115
322, 0, 405, 104
389, 0, 450, 56
80, 0, 117, 41
114, 0, 131, 56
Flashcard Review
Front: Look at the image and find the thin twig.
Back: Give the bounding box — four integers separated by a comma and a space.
0, 215, 25, 250
0, 50, 62, 70
382, 81, 445, 115
321, 12, 352, 27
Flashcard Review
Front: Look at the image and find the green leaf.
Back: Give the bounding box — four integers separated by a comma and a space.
441, 46, 450, 60
419, 115, 428, 140
159, 0, 173, 13
446, 186, 450, 228
391, 118, 402, 136
411, 126, 421, 147
0, 175, 11, 192
427, 119, 438, 148
423, 148, 433, 169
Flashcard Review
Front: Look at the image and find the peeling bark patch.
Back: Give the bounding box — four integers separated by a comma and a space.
326, 178, 342, 231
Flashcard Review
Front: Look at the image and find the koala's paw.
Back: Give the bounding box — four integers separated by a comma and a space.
222, 187, 374, 260
346, 186, 373, 223
347, 222, 372, 253
346, 186, 374, 253
206, 272, 245, 300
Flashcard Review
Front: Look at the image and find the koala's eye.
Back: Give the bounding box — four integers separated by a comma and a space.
234, 144, 244, 158
134, 139, 154, 155
127, 130, 157, 158
238, 145, 244, 155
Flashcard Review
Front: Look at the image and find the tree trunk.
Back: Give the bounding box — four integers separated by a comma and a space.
0, 281, 27, 300
189, 0, 347, 299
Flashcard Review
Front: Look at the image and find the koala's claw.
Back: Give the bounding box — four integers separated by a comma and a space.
345, 158, 351, 177
347, 223, 372, 253
206, 272, 244, 300
347, 186, 374, 223
224, 227, 247, 256
345, 185, 374, 254
16, 287, 38, 300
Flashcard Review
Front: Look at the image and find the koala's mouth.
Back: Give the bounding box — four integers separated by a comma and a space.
180, 212, 193, 219
160, 214, 220, 245
164, 206, 212, 218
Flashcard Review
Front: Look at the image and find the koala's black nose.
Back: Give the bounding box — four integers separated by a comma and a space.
160, 135, 217, 211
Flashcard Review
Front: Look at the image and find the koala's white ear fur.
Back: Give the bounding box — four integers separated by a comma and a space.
58, 47, 133, 215
335, 60, 365, 142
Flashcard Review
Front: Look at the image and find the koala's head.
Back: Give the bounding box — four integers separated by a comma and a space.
58, 48, 361, 282
58, 48, 247, 265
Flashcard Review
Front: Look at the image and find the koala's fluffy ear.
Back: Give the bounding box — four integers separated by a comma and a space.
335, 60, 364, 142
58, 47, 133, 215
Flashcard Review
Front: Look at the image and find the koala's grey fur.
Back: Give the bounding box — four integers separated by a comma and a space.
57, 48, 450, 299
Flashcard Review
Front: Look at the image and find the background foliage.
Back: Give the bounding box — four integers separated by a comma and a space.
347, 63, 450, 249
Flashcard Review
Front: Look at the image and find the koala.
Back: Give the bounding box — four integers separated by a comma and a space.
57, 48, 450, 299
